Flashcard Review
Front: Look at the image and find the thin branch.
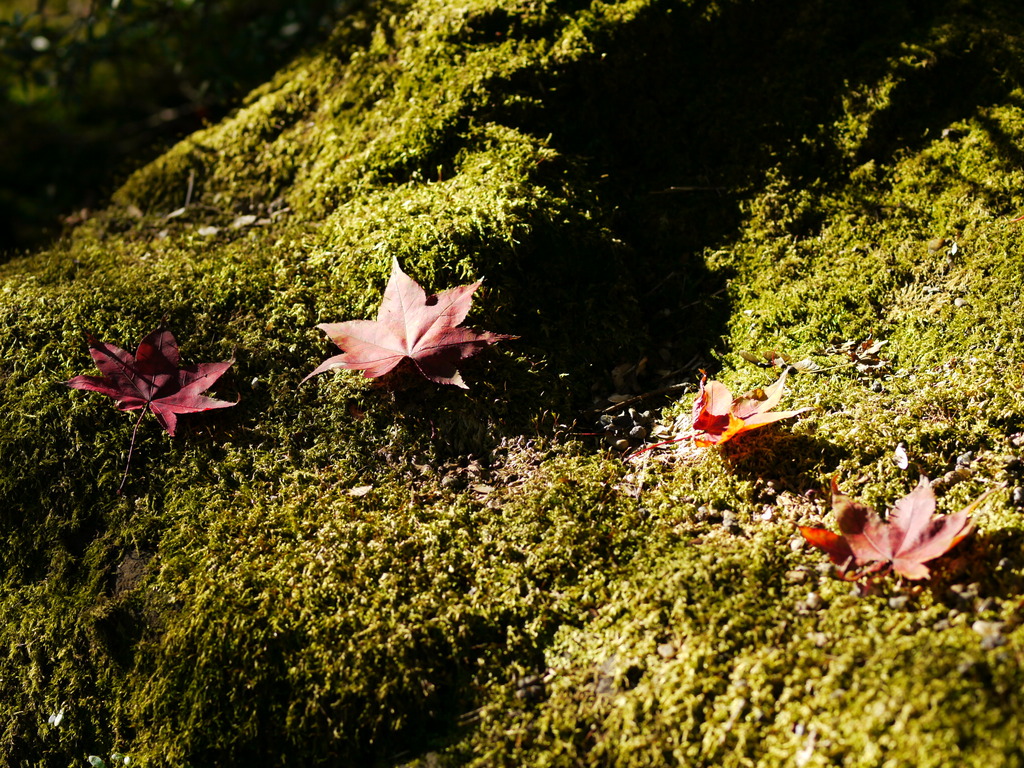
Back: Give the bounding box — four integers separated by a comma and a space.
593, 383, 692, 416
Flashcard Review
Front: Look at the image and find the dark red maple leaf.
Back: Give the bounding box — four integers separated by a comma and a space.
67, 326, 235, 492
67, 327, 235, 435
304, 258, 514, 388
691, 370, 809, 446
800, 477, 981, 580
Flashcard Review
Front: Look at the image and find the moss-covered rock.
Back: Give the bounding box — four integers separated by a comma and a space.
4, 0, 1024, 765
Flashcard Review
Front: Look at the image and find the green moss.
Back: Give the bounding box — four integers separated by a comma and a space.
432, 515, 1024, 767
6, 0, 1024, 765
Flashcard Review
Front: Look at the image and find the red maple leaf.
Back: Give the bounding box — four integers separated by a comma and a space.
304, 258, 514, 388
67, 326, 235, 492
691, 370, 809, 446
67, 327, 236, 436
799, 477, 981, 580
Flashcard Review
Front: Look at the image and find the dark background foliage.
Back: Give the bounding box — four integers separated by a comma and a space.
0, 0, 354, 256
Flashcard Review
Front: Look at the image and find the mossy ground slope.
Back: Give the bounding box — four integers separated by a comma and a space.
4, 0, 1024, 765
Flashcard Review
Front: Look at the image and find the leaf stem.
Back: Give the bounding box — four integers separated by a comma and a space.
624, 433, 694, 460
117, 409, 147, 495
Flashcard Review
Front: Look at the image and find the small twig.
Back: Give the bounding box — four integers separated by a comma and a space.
184, 169, 195, 209
650, 186, 729, 194
594, 383, 692, 416
678, 287, 727, 311
802, 361, 859, 374
643, 269, 680, 297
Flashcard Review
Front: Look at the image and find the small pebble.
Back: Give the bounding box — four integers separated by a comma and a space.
888, 594, 910, 610
785, 570, 809, 584
696, 505, 717, 522
948, 583, 980, 609
849, 582, 870, 598
951, 467, 972, 484
803, 592, 825, 611
720, 511, 739, 531
1012, 487, 1024, 507
934, 468, 967, 491
656, 643, 676, 660
807, 632, 828, 648
972, 620, 1007, 650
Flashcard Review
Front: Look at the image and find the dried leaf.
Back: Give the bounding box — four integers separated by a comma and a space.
893, 443, 910, 470
800, 477, 980, 580
691, 369, 810, 446
829, 337, 889, 374
791, 357, 822, 373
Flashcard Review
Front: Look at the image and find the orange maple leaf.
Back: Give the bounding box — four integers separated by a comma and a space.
691, 370, 809, 446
